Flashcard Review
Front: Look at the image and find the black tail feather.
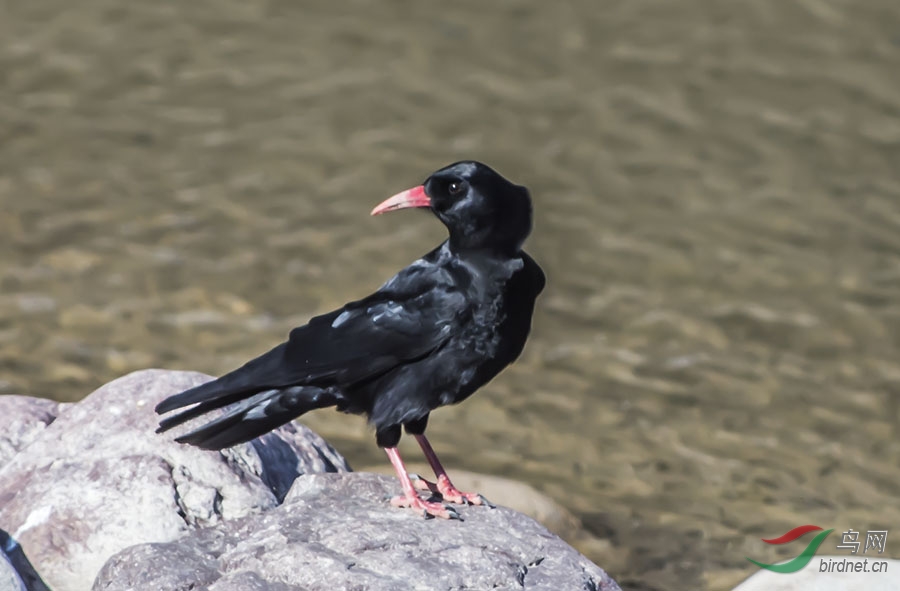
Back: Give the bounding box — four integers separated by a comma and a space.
155, 378, 256, 416
156, 387, 265, 433
154, 343, 290, 415
174, 404, 291, 450
159, 385, 341, 450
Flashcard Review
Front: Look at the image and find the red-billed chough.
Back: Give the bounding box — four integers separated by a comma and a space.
156, 161, 545, 519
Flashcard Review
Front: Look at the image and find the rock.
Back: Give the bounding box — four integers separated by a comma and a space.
1, 529, 50, 591
362, 464, 629, 578
0, 395, 63, 590
94, 472, 621, 591
362, 463, 583, 540
0, 549, 26, 591
0, 396, 62, 470
732, 556, 900, 590
0, 370, 619, 590
91, 542, 220, 591
0, 370, 350, 591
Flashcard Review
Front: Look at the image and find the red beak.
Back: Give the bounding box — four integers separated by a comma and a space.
370, 185, 431, 216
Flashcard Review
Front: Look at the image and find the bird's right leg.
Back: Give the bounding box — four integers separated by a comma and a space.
401, 417, 493, 507
384, 447, 459, 519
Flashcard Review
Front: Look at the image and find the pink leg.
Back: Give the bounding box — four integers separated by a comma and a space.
412, 434, 494, 507
384, 447, 459, 519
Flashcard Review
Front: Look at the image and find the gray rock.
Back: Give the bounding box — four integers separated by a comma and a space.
0, 549, 26, 591
91, 542, 220, 591
1, 529, 51, 591
1, 370, 619, 590
0, 396, 62, 470
94, 472, 621, 591
0, 370, 349, 591
362, 462, 584, 541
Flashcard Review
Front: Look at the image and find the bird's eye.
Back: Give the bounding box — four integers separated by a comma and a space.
448, 181, 465, 196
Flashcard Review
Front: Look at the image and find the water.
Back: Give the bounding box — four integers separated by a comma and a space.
2, 1, 899, 589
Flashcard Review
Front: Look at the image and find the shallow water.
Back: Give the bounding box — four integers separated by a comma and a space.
2, 1, 900, 589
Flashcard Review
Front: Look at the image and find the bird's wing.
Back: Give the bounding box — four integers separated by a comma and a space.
283, 279, 465, 384
156, 262, 466, 414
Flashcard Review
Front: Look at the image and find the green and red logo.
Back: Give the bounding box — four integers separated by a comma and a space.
746, 525, 833, 573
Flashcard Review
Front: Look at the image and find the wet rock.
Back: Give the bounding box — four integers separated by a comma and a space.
0, 370, 349, 591
0, 396, 62, 470
94, 472, 621, 591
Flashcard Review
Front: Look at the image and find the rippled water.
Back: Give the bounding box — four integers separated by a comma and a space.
3, 1, 900, 589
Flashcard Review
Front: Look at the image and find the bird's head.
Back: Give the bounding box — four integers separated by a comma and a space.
371, 161, 533, 256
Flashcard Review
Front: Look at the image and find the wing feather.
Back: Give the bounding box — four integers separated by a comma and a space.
156, 261, 467, 415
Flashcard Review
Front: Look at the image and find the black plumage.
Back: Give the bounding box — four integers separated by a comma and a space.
156, 160, 545, 517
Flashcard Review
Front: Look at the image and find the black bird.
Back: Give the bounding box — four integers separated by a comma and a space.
156, 161, 545, 518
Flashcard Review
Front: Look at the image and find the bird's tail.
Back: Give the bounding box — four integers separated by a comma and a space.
156, 385, 340, 450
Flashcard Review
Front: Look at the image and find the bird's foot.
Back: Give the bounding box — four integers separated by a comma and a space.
410, 473, 494, 507
390, 491, 460, 520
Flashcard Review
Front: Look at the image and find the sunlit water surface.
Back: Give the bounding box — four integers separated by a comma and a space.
2, 2, 900, 589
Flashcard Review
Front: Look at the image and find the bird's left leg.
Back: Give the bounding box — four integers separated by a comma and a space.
378, 424, 459, 519
384, 447, 460, 519
410, 432, 494, 507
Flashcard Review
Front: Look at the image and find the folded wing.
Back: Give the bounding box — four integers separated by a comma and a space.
156, 265, 467, 430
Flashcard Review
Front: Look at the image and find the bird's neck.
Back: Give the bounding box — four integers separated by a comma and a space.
448, 230, 524, 260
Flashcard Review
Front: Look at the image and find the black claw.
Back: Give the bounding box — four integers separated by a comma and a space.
446, 507, 461, 520
479, 495, 496, 508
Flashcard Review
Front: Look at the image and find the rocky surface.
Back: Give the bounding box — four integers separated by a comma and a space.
361, 463, 583, 541
0, 529, 49, 591
0, 396, 62, 470
0, 549, 26, 591
94, 472, 620, 591
0, 370, 349, 591
0, 370, 620, 591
